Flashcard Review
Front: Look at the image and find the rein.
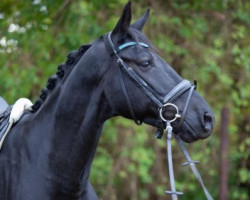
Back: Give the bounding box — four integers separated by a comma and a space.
159, 104, 213, 200
104, 32, 213, 200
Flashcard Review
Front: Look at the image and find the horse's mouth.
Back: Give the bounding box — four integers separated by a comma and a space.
142, 116, 211, 143
180, 121, 211, 143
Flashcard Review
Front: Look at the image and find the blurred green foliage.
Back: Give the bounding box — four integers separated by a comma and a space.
0, 0, 249, 199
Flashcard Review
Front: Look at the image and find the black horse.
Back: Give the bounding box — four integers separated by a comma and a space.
0, 2, 214, 200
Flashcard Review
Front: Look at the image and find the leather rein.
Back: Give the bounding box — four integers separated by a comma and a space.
104, 32, 213, 200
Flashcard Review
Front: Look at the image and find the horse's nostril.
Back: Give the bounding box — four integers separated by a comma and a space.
203, 112, 213, 133
204, 125, 211, 133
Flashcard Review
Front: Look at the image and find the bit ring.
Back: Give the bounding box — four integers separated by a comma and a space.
159, 103, 181, 122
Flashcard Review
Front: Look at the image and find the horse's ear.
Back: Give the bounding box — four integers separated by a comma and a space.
131, 8, 150, 31
112, 1, 132, 39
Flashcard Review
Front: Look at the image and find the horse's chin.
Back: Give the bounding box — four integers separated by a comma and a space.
143, 117, 205, 144
178, 133, 197, 143
179, 122, 210, 143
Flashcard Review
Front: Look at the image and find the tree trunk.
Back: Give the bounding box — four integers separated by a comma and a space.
219, 107, 229, 200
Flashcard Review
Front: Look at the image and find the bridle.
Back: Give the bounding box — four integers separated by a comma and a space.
104, 32, 213, 200
104, 32, 194, 123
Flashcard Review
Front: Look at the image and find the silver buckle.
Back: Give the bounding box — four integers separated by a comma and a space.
159, 103, 181, 122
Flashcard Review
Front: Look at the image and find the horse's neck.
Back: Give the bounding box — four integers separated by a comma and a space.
33, 63, 112, 188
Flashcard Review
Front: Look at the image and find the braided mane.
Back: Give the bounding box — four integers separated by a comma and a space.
32, 44, 91, 112
32, 29, 150, 112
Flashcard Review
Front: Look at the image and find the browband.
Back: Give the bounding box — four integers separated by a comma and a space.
104, 32, 194, 108
118, 42, 149, 51
104, 32, 149, 56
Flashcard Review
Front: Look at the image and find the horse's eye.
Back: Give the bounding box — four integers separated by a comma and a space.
139, 60, 150, 67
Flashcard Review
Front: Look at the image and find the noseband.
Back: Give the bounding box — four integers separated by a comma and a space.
104, 32, 213, 200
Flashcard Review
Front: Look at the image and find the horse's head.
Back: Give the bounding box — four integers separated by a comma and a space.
99, 2, 215, 143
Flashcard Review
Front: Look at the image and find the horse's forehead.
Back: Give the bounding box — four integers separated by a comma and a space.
120, 45, 152, 59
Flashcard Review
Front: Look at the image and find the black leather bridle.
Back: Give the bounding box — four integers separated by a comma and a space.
104, 32, 195, 126
104, 32, 213, 200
